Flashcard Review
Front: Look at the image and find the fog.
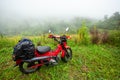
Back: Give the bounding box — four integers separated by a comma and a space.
0, 0, 120, 19
0, 0, 120, 35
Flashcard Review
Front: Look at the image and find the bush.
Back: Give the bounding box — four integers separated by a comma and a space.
90, 26, 109, 44
77, 21, 90, 45
108, 30, 120, 47
90, 26, 99, 44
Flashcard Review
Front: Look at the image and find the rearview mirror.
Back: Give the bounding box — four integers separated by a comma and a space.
66, 27, 69, 32
49, 30, 51, 33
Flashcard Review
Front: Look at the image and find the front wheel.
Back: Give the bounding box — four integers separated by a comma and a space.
19, 61, 40, 74
61, 48, 72, 62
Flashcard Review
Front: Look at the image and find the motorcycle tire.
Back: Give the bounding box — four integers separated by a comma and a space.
61, 48, 72, 62
19, 61, 41, 74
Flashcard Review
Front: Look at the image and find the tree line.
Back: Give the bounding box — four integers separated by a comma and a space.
0, 12, 120, 36
96, 12, 120, 30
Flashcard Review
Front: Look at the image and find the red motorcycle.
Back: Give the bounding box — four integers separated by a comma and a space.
12, 31, 72, 74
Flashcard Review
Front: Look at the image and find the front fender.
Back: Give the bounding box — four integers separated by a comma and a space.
61, 50, 65, 58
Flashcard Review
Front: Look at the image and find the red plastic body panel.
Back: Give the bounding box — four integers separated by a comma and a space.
34, 43, 66, 58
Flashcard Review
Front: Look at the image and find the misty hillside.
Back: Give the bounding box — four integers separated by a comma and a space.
0, 17, 96, 35
0, 12, 120, 36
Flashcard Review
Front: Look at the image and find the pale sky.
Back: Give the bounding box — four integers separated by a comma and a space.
0, 0, 120, 19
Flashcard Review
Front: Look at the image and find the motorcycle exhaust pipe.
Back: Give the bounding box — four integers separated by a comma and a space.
23, 56, 50, 63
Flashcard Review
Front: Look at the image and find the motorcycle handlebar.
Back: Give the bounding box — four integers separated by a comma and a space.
48, 34, 60, 43
48, 34, 71, 39
48, 34, 71, 43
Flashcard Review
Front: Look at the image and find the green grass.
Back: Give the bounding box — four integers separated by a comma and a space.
0, 36, 120, 80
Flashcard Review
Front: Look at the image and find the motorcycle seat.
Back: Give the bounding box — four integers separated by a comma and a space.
36, 46, 51, 54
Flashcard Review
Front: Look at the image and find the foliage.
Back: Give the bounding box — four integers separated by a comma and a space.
90, 27, 120, 46
108, 30, 120, 47
0, 36, 120, 80
77, 21, 90, 45
0, 33, 4, 38
90, 26, 99, 44
97, 12, 120, 30
90, 26, 109, 44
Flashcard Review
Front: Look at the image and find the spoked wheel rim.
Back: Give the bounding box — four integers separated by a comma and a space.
23, 62, 38, 72
19, 61, 40, 74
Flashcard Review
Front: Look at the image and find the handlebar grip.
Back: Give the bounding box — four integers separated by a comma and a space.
48, 34, 54, 38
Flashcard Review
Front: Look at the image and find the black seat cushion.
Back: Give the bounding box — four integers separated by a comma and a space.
36, 46, 51, 54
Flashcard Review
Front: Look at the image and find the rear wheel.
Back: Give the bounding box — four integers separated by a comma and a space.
19, 61, 40, 74
61, 48, 72, 62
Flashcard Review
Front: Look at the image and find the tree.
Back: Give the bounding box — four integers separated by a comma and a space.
97, 12, 120, 30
